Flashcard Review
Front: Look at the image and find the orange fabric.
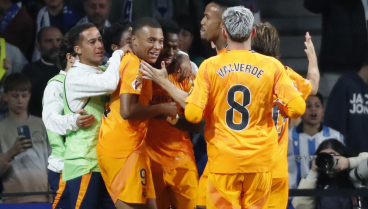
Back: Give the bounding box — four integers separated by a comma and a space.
75, 173, 92, 209
217, 48, 228, 55
110, 151, 140, 203
207, 172, 272, 209
186, 50, 302, 173
267, 177, 288, 209
97, 52, 152, 158
98, 152, 155, 204
152, 160, 199, 209
52, 174, 67, 209
272, 66, 311, 178
197, 164, 209, 206
145, 73, 195, 172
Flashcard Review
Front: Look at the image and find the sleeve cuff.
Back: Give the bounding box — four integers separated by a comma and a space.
306, 170, 319, 182
72, 114, 80, 131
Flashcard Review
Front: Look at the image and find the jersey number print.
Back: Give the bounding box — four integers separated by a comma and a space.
225, 84, 251, 131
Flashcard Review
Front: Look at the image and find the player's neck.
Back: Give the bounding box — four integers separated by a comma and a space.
8, 110, 28, 122
358, 66, 368, 84
214, 37, 226, 51
302, 122, 321, 136
227, 39, 251, 51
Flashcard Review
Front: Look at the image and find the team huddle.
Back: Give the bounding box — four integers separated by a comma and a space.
43, 0, 319, 209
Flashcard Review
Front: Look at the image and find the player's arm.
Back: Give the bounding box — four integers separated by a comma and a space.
304, 32, 319, 95
274, 61, 306, 119
120, 93, 177, 120
175, 50, 192, 82
140, 61, 189, 108
167, 115, 202, 134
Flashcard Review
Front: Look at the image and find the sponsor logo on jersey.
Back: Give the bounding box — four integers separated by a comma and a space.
132, 75, 143, 90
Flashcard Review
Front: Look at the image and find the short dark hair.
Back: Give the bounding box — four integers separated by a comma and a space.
157, 18, 180, 37
103, 20, 132, 56
311, 92, 324, 106
132, 17, 161, 36
37, 26, 60, 43
58, 34, 78, 70
4, 73, 31, 93
212, 0, 241, 12
67, 23, 96, 47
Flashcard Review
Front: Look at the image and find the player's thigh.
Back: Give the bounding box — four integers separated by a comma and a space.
152, 171, 170, 209
267, 177, 288, 209
98, 153, 155, 205
168, 161, 199, 209
197, 165, 209, 207
206, 173, 243, 209
241, 172, 272, 209
67, 172, 100, 209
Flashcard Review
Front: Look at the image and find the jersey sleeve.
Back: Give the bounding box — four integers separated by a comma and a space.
273, 61, 302, 105
286, 67, 312, 100
185, 60, 211, 109
119, 55, 143, 95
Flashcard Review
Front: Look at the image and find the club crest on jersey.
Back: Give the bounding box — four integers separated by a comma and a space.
132, 75, 143, 90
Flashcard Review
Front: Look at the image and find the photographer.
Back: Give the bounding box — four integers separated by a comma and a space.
292, 139, 368, 209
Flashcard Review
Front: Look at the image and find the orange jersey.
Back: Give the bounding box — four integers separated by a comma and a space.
186, 50, 302, 173
272, 66, 312, 178
145, 73, 196, 172
97, 52, 152, 158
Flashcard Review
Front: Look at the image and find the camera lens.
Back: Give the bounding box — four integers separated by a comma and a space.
316, 153, 337, 172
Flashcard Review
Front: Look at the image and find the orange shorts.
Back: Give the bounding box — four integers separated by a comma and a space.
97, 151, 155, 204
152, 160, 198, 209
197, 164, 209, 206
267, 177, 288, 209
207, 172, 272, 209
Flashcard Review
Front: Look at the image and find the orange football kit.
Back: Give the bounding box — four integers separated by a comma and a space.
97, 52, 155, 204
186, 50, 303, 209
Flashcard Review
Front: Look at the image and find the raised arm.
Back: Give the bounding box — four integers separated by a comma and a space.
304, 32, 319, 95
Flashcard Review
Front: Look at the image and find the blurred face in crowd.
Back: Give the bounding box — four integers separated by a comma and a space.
45, 0, 63, 9
302, 95, 324, 126
157, 33, 179, 68
132, 26, 163, 64
3, 90, 31, 115
178, 29, 193, 52
37, 27, 63, 64
84, 0, 111, 30
74, 27, 104, 66
200, 2, 223, 42
111, 27, 132, 52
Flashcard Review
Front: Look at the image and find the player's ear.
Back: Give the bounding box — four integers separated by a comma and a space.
111, 44, 118, 52
222, 28, 227, 39
132, 35, 138, 47
251, 27, 256, 38
74, 45, 82, 55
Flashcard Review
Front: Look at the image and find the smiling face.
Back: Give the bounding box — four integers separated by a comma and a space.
156, 33, 178, 67
132, 26, 164, 63
3, 90, 31, 115
74, 27, 104, 66
302, 95, 324, 126
200, 2, 223, 42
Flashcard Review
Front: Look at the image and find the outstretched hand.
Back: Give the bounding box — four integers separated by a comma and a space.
304, 32, 317, 61
174, 54, 191, 82
139, 61, 168, 85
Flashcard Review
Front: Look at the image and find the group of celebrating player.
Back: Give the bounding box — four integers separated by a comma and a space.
42, 0, 320, 209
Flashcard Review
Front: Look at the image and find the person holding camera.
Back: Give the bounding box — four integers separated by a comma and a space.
292, 139, 368, 209
0, 73, 51, 203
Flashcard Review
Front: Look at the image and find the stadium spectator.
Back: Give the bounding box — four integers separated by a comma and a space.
22, 27, 62, 118
0, 73, 51, 203
288, 93, 344, 189
32, 0, 80, 61
324, 54, 368, 155
78, 0, 111, 32
175, 14, 205, 68
292, 139, 368, 209
0, 0, 34, 58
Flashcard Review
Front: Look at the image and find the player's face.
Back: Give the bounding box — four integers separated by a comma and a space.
301, 96, 324, 126
76, 27, 104, 66
118, 27, 132, 48
200, 2, 222, 42
3, 90, 30, 115
132, 26, 164, 64
38, 28, 63, 63
84, 0, 111, 27
178, 29, 193, 52
157, 33, 179, 67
